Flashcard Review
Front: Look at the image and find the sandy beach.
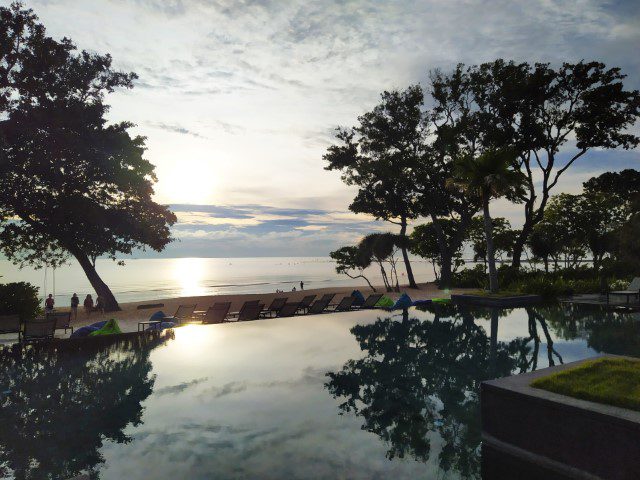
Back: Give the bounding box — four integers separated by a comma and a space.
31, 282, 469, 338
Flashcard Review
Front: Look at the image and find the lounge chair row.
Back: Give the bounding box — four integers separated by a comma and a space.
0, 311, 73, 343
171, 293, 384, 325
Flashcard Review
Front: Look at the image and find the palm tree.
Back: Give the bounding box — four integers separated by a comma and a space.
449, 149, 525, 293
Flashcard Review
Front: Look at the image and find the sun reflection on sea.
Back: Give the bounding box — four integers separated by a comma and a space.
172, 258, 208, 298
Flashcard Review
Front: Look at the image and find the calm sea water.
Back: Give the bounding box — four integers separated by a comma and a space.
1, 304, 636, 479
0, 257, 437, 306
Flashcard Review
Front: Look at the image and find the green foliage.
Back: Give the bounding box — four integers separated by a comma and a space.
450, 265, 487, 289
0, 282, 41, 320
510, 276, 600, 299
532, 358, 640, 412
468, 217, 517, 262
432, 59, 640, 267
449, 148, 525, 293
410, 220, 465, 275
0, 3, 177, 311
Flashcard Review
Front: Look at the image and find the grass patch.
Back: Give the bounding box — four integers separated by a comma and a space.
467, 290, 529, 298
531, 358, 640, 411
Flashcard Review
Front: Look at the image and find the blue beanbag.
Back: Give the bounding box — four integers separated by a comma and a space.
412, 299, 432, 307
146, 321, 177, 331
89, 320, 107, 329
351, 290, 366, 306
392, 293, 413, 309
149, 311, 167, 321
70, 325, 101, 338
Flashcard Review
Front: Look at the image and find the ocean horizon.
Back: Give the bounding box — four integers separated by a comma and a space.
1, 256, 439, 307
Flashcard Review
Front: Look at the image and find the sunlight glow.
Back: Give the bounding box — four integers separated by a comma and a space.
172, 258, 208, 297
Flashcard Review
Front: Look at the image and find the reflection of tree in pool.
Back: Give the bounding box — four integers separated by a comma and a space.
0, 332, 173, 480
325, 308, 530, 479
541, 304, 640, 357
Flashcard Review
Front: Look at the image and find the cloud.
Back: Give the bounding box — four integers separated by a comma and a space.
147, 122, 207, 139
155, 377, 209, 396
28, 0, 640, 256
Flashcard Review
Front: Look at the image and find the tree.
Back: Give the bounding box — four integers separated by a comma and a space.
410, 219, 465, 282
330, 245, 376, 291
431, 60, 640, 269
359, 233, 403, 292
324, 86, 426, 288
0, 3, 176, 311
449, 149, 525, 293
468, 217, 517, 267
528, 222, 563, 272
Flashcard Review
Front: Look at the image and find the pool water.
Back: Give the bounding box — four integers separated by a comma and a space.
1, 304, 638, 479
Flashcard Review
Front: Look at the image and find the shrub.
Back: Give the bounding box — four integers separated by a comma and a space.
0, 282, 41, 320
451, 265, 487, 288
512, 276, 600, 298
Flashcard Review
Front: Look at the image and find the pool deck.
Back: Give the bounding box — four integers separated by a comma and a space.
560, 294, 640, 311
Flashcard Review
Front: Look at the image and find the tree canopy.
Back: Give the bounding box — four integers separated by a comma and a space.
0, 3, 176, 311
431, 60, 640, 269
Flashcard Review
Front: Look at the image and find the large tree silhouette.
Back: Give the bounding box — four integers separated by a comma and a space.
0, 3, 176, 311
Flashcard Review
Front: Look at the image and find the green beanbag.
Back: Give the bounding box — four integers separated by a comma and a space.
88, 318, 122, 336
375, 296, 394, 307
432, 297, 451, 304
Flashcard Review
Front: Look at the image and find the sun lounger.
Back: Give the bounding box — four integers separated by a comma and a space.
327, 296, 355, 312
237, 303, 262, 321
23, 317, 57, 342
308, 296, 333, 315
260, 297, 288, 318
0, 314, 21, 341
202, 302, 232, 324
355, 293, 383, 309
276, 303, 300, 318
47, 311, 73, 334
169, 304, 198, 323
297, 295, 317, 313
607, 277, 640, 304
227, 300, 261, 319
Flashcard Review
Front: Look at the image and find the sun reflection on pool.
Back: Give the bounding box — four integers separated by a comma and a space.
171, 258, 208, 298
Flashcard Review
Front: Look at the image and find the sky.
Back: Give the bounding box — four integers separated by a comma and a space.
10, 0, 640, 257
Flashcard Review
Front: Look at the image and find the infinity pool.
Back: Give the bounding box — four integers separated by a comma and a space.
1, 304, 638, 479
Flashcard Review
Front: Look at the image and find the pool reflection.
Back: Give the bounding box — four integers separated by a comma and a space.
0, 304, 638, 479
324, 304, 638, 479
0, 332, 173, 480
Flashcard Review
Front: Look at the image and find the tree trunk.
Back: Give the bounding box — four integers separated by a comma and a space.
489, 308, 499, 377
439, 252, 453, 289
543, 257, 549, 273
483, 197, 499, 293
70, 247, 121, 312
399, 219, 418, 289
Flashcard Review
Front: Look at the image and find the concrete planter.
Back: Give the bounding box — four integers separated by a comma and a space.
452, 293, 542, 307
481, 355, 640, 480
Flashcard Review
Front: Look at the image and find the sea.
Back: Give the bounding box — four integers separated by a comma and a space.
0, 257, 439, 307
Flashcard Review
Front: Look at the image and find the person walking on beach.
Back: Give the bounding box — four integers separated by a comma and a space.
84, 294, 94, 316
70, 293, 79, 320
45, 294, 55, 313
300, 281, 304, 291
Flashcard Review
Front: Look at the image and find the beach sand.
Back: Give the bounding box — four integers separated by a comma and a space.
0, 282, 471, 344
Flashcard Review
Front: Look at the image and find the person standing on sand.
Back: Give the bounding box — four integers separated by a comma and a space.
300, 281, 304, 290
84, 294, 94, 316
70, 293, 79, 320
45, 294, 55, 313
95, 295, 104, 313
